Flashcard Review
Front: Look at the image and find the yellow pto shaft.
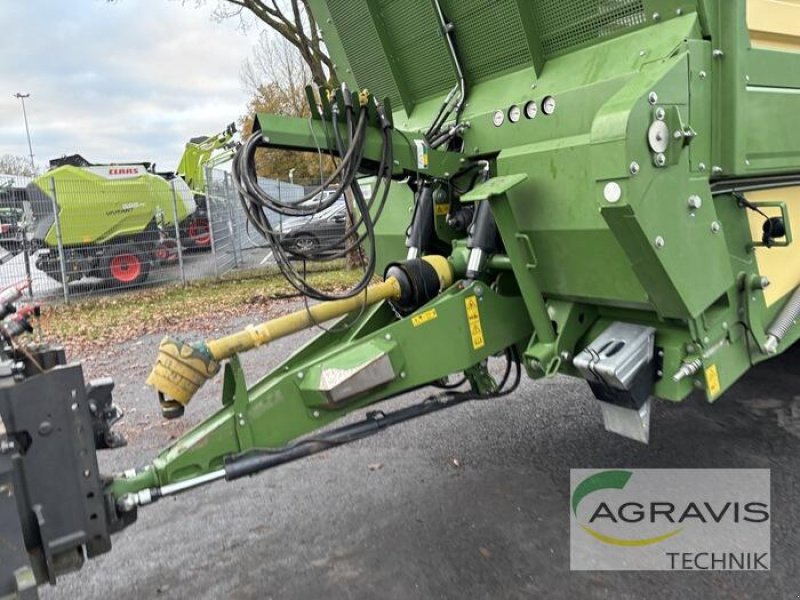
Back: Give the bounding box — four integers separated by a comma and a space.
207, 277, 402, 360
146, 256, 453, 418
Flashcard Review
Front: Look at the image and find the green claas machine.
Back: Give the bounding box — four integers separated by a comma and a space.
2, 0, 800, 595
27, 124, 237, 286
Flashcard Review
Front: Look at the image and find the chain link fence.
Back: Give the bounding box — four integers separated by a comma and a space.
204, 167, 356, 278
0, 168, 344, 303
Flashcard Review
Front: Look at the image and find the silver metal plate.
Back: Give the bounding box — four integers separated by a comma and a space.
318, 352, 395, 405
599, 398, 651, 444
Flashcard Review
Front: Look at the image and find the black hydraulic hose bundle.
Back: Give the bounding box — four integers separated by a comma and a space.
232, 96, 395, 301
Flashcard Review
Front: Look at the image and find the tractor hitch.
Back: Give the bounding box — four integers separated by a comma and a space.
0, 344, 130, 598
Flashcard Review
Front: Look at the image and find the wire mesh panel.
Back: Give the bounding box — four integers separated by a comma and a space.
0, 167, 357, 304
205, 167, 322, 276
0, 167, 204, 302
0, 174, 39, 300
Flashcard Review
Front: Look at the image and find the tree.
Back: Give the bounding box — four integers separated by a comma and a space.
212, 0, 335, 87
0, 154, 38, 177
240, 31, 334, 182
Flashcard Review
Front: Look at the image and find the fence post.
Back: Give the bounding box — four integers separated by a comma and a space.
204, 166, 219, 280
20, 224, 34, 299
222, 171, 239, 268
48, 176, 69, 304
170, 181, 186, 286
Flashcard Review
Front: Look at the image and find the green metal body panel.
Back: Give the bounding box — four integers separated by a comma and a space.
113, 0, 800, 497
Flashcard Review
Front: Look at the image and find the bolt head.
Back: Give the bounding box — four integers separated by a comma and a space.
648, 91, 658, 105
655, 153, 667, 167
629, 161, 640, 175
688, 195, 703, 210
711, 221, 721, 233
654, 236, 665, 249
655, 107, 666, 120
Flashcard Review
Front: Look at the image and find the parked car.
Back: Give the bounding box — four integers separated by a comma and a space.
279, 202, 348, 255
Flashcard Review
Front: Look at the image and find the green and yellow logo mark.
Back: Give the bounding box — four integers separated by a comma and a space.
572, 470, 682, 547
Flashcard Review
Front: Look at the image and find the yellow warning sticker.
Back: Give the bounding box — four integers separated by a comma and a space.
705, 364, 721, 397
465, 296, 485, 350
411, 309, 438, 328
435, 203, 450, 216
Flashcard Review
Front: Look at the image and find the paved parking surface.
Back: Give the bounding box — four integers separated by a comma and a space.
41, 318, 800, 600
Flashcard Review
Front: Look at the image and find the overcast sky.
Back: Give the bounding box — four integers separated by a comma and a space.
0, 0, 257, 172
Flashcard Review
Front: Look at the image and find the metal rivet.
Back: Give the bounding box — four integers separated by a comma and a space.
400, 371, 407, 379
655, 153, 667, 167
297, 371, 304, 379
711, 221, 721, 233
648, 91, 658, 105
712, 166, 723, 175
384, 333, 392, 341
688, 195, 703, 210
654, 236, 665, 249
653, 12, 661, 21
699, 71, 707, 80
603, 182, 622, 203
655, 107, 666, 120
312, 410, 320, 418
698, 162, 707, 172
629, 161, 640, 175
713, 49, 724, 58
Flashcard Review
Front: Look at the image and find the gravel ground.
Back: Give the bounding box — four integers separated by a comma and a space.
38, 308, 800, 600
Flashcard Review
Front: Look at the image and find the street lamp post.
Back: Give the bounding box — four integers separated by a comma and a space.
13, 93, 35, 171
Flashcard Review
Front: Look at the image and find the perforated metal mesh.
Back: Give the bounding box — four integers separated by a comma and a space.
378, 0, 453, 101
326, 0, 402, 105
536, 0, 647, 58
326, 0, 650, 106
440, 0, 530, 83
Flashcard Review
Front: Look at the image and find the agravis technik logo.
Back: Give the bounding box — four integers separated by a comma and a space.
570, 469, 771, 571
